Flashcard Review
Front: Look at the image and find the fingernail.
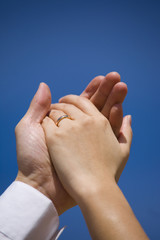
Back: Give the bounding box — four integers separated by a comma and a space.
39, 82, 43, 89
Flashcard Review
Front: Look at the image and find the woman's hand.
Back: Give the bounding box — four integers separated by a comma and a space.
42, 94, 132, 202
42, 95, 149, 240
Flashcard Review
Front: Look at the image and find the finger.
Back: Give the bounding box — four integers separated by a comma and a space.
109, 104, 123, 138
26, 83, 51, 123
101, 82, 127, 118
50, 103, 85, 119
42, 116, 57, 145
89, 72, 121, 110
49, 109, 72, 127
49, 109, 66, 123
80, 75, 105, 98
119, 115, 133, 156
115, 115, 132, 182
59, 95, 100, 116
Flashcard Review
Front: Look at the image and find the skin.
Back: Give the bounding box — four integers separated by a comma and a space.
15, 72, 127, 215
42, 95, 148, 240
80, 72, 127, 138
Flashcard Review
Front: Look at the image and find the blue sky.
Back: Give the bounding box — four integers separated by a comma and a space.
0, 0, 160, 239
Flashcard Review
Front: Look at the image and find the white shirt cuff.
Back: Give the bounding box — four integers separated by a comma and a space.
0, 181, 60, 240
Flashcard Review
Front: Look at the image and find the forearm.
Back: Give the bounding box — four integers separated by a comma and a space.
76, 180, 149, 240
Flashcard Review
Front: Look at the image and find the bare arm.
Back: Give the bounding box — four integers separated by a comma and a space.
77, 180, 148, 240
42, 95, 148, 240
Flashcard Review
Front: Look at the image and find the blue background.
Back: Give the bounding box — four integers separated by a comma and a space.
0, 0, 160, 239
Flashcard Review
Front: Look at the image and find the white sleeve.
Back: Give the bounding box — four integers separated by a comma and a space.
0, 181, 63, 240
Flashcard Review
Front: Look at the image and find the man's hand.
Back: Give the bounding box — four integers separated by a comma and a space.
15, 83, 75, 215
81, 72, 127, 137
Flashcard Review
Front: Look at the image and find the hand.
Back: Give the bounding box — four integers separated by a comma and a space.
81, 72, 127, 137
15, 72, 127, 215
15, 83, 75, 215
42, 95, 132, 201
43, 97, 149, 240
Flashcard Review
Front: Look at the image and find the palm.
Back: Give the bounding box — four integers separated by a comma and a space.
16, 118, 75, 215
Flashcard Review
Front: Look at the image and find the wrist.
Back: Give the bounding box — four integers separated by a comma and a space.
16, 171, 52, 202
16, 171, 76, 216
74, 176, 117, 206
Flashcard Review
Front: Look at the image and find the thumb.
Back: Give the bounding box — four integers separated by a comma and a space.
118, 115, 133, 157
25, 82, 51, 123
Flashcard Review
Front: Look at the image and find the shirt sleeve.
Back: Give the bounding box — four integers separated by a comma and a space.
0, 181, 62, 240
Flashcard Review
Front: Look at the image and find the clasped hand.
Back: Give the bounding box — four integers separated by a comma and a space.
42, 95, 132, 203
15, 72, 129, 214
14, 73, 149, 240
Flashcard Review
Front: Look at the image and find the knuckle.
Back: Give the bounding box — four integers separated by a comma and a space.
61, 103, 68, 112
81, 115, 108, 129
82, 116, 92, 126
49, 109, 57, 117
99, 116, 109, 128
81, 96, 91, 105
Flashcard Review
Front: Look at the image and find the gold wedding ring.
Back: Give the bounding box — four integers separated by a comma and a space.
56, 115, 71, 127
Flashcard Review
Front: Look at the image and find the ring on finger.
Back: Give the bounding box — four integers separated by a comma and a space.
56, 114, 72, 127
